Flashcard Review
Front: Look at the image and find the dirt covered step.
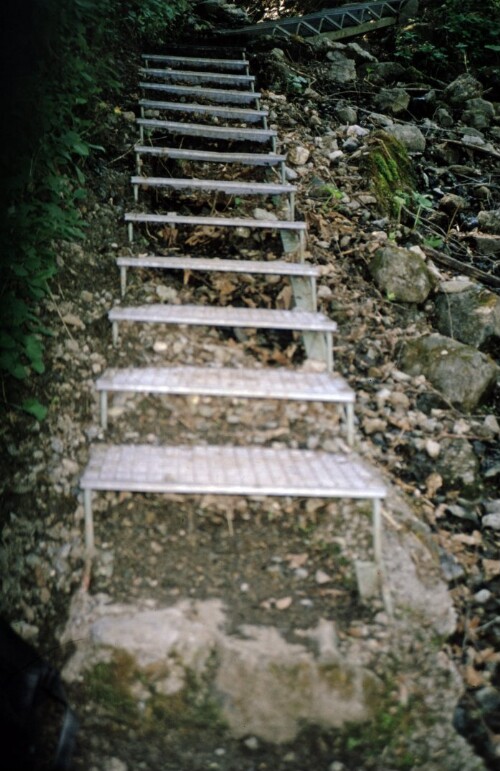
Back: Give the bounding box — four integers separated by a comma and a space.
80, 444, 385, 554
139, 98, 267, 124
134, 145, 285, 173
139, 82, 260, 105
96, 365, 355, 442
142, 54, 249, 73
139, 67, 255, 88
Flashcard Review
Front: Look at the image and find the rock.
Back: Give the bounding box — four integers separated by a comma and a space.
345, 41, 377, 63
438, 194, 467, 215
471, 234, 500, 255
288, 145, 310, 165
156, 285, 178, 303
370, 244, 437, 303
425, 439, 441, 459
435, 440, 480, 494
478, 208, 500, 234
444, 74, 483, 105
373, 88, 410, 115
482, 513, 500, 530
399, 333, 498, 411
342, 137, 360, 153
439, 549, 465, 582
473, 589, 492, 604
360, 61, 406, 84
328, 150, 344, 163
434, 283, 500, 348
315, 569, 331, 585
103, 759, 128, 771
253, 208, 277, 221
385, 123, 426, 153
461, 98, 495, 129
325, 52, 357, 84
433, 107, 454, 128
335, 100, 357, 124
485, 500, 500, 514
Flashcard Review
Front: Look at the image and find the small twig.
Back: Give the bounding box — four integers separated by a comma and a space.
47, 286, 75, 341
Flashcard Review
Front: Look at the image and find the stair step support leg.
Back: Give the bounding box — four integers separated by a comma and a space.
290, 275, 317, 312
302, 330, 333, 371
84, 489, 95, 557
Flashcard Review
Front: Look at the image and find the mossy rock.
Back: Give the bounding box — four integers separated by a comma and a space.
361, 131, 416, 214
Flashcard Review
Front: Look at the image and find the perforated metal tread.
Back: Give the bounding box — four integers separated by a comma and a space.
125, 212, 305, 230
142, 55, 249, 72
109, 303, 337, 333
131, 176, 294, 196
81, 443, 385, 499
139, 68, 255, 86
139, 82, 261, 104
138, 118, 276, 143
134, 145, 285, 166
116, 255, 317, 276
139, 99, 267, 123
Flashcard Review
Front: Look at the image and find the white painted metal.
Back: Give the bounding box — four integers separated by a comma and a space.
139, 98, 267, 123
81, 443, 386, 556
139, 67, 255, 86
117, 254, 316, 307
124, 212, 305, 230
137, 118, 276, 144
139, 82, 261, 105
109, 304, 336, 369
142, 55, 250, 72
96, 365, 355, 442
131, 176, 294, 196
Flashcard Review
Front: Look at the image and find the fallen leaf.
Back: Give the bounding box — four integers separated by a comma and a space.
483, 559, 500, 580
286, 553, 308, 569
464, 665, 485, 688
452, 532, 482, 547
425, 472, 443, 498
275, 596, 293, 610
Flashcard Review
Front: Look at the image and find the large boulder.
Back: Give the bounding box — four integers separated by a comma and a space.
434, 281, 500, 348
462, 98, 495, 129
385, 123, 426, 153
360, 61, 406, 84
373, 87, 410, 114
478, 208, 500, 234
325, 51, 357, 84
400, 333, 498, 411
370, 244, 437, 303
444, 74, 483, 105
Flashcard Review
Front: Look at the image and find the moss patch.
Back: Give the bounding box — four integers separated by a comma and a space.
362, 131, 415, 215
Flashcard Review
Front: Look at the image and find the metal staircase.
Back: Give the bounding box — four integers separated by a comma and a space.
80, 50, 388, 602
216, 1, 417, 42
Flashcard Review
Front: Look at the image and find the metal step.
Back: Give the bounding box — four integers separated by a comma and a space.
108, 304, 337, 370
137, 118, 276, 145
96, 365, 355, 442
139, 99, 267, 124
131, 176, 294, 200
80, 444, 385, 560
134, 145, 285, 167
140, 82, 261, 105
142, 55, 249, 72
124, 212, 306, 257
139, 68, 255, 87
116, 255, 317, 300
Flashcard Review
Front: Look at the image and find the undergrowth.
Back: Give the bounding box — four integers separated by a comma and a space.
0, 0, 189, 419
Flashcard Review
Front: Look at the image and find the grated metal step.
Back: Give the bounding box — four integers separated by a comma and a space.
140, 82, 261, 105
139, 98, 267, 124
131, 176, 294, 200
116, 255, 317, 309
142, 55, 250, 72
139, 68, 255, 87
96, 365, 355, 443
134, 145, 285, 166
137, 118, 276, 145
124, 211, 306, 256
108, 304, 336, 369
116, 254, 317, 292
80, 443, 385, 559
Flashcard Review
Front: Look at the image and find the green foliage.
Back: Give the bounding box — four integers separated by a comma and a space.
1, 0, 190, 418
362, 132, 416, 216
395, 0, 500, 74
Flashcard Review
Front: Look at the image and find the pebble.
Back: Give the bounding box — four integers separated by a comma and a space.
328, 150, 344, 162
485, 500, 500, 514
244, 736, 260, 751
315, 569, 331, 585
288, 145, 310, 165
482, 513, 500, 530
484, 415, 500, 434
153, 341, 168, 353
474, 589, 492, 604
425, 439, 441, 459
